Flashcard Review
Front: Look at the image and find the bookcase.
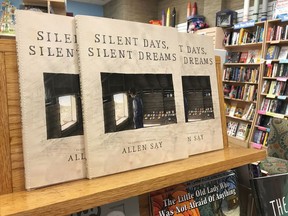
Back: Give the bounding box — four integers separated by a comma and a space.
249, 18, 288, 149
223, 21, 266, 147
22, 0, 66, 15
0, 39, 266, 215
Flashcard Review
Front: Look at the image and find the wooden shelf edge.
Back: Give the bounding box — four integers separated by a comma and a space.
0, 144, 266, 216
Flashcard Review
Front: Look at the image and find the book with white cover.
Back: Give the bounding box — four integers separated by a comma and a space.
75, 15, 188, 178
178, 33, 224, 155
15, 10, 85, 189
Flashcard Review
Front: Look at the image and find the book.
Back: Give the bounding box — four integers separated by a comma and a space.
230, 52, 241, 63
278, 46, 288, 60
235, 122, 249, 140
250, 173, 288, 216
239, 51, 248, 63
227, 120, 239, 137
178, 33, 224, 156
246, 49, 260, 63
150, 170, 239, 216
15, 10, 86, 189
71, 196, 140, 216
76, 15, 189, 178
265, 45, 280, 60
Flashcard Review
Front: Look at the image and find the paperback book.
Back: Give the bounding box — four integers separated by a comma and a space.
150, 170, 239, 216
75, 16, 189, 178
15, 11, 85, 189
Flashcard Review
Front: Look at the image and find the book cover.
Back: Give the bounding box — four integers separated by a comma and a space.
75, 16, 189, 178
15, 11, 86, 189
227, 120, 239, 137
278, 46, 288, 60
250, 173, 288, 216
178, 33, 224, 156
246, 49, 260, 63
239, 52, 248, 63
266, 45, 280, 60
150, 170, 239, 216
230, 52, 241, 63
71, 196, 140, 216
236, 122, 249, 140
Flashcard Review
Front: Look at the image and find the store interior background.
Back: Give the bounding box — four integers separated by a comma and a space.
1, 0, 276, 214
8, 0, 274, 26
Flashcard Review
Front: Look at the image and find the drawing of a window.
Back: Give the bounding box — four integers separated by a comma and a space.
59, 95, 77, 131
113, 93, 128, 125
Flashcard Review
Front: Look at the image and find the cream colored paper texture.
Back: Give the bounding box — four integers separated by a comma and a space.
16, 10, 85, 189
76, 16, 190, 178
178, 33, 224, 155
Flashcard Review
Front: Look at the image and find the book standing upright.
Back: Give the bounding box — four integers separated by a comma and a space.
15, 10, 85, 189
75, 16, 188, 178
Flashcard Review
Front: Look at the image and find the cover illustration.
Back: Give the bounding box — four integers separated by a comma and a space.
150, 170, 239, 216
16, 11, 85, 189
75, 15, 189, 178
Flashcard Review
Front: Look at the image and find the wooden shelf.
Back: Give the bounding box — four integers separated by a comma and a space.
0, 144, 266, 216
224, 63, 261, 66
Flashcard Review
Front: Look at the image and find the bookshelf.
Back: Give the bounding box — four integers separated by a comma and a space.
0, 39, 266, 215
22, 0, 66, 15
249, 18, 288, 149
223, 21, 266, 147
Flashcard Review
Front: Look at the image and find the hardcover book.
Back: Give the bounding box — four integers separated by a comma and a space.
15, 11, 85, 189
251, 173, 288, 216
150, 170, 239, 216
178, 33, 224, 156
75, 16, 189, 178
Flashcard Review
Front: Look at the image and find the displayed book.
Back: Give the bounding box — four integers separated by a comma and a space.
75, 16, 191, 178
235, 122, 249, 140
246, 49, 260, 63
150, 170, 239, 216
230, 52, 241, 63
278, 46, 288, 60
227, 120, 239, 137
71, 196, 140, 216
265, 45, 280, 60
239, 51, 248, 63
250, 173, 288, 216
178, 33, 224, 156
15, 11, 86, 189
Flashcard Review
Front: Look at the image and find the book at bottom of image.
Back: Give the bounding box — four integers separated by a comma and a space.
250, 173, 288, 216
70, 196, 140, 216
149, 170, 239, 216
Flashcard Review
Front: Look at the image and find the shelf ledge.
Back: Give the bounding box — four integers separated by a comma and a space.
0, 144, 266, 216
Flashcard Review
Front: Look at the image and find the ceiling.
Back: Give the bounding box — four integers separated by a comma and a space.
70, 0, 112, 5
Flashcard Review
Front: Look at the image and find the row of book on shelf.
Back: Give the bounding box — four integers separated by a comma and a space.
226, 103, 255, 121
224, 83, 257, 102
227, 120, 251, 141
260, 98, 288, 116
266, 45, 288, 60
262, 79, 288, 96
224, 26, 264, 46
223, 67, 259, 83
267, 24, 288, 41
226, 50, 261, 64
265, 62, 288, 77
